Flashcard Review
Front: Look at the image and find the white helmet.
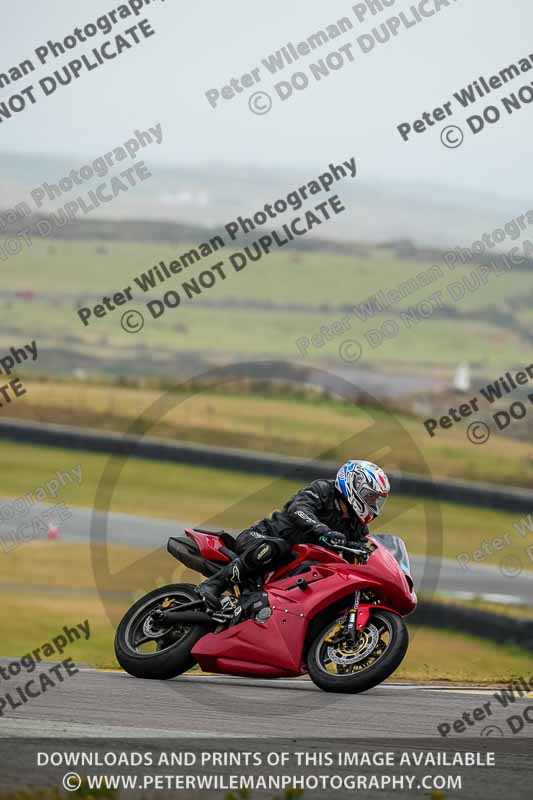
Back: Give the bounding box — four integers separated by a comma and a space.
335, 460, 390, 524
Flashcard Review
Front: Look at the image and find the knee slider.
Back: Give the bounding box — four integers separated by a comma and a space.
260, 538, 291, 563
244, 540, 275, 569
242, 537, 289, 569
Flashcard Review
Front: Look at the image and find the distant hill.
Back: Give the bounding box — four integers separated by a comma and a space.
0, 151, 528, 248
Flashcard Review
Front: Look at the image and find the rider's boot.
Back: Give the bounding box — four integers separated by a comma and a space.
196, 559, 244, 610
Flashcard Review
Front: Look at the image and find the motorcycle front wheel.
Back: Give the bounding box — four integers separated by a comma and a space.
307, 609, 408, 693
114, 583, 208, 680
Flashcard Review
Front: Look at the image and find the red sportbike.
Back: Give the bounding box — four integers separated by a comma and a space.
115, 529, 417, 693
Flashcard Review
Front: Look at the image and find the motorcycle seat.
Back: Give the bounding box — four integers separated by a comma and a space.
192, 527, 237, 551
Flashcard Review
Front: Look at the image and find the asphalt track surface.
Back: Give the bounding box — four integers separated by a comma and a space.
2, 502, 531, 605
1, 659, 532, 739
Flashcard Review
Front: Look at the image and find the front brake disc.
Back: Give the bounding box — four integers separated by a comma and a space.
326, 623, 379, 665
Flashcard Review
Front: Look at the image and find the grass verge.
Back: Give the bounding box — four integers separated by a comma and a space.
8, 378, 533, 488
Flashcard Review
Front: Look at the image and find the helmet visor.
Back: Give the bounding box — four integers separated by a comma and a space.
360, 488, 388, 515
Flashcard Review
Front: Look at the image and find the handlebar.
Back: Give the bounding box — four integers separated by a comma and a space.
319, 537, 370, 561
333, 543, 369, 557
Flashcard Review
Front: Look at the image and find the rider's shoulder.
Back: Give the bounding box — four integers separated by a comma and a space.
304, 478, 335, 499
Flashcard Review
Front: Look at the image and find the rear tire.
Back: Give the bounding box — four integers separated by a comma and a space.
114, 583, 208, 680
307, 610, 408, 694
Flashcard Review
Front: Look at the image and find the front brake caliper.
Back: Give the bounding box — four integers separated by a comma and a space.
324, 622, 344, 644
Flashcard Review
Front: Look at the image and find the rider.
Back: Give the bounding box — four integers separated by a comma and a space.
196, 459, 390, 610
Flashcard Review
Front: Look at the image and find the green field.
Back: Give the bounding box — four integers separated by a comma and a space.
8, 378, 533, 489
1, 237, 530, 370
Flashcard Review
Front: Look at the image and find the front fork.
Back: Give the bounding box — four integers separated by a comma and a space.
324, 592, 372, 645
345, 591, 371, 642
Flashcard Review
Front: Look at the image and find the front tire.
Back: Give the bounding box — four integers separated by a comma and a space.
114, 583, 208, 680
307, 610, 408, 693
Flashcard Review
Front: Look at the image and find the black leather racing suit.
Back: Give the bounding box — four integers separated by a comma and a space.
244, 478, 370, 544
198, 480, 370, 605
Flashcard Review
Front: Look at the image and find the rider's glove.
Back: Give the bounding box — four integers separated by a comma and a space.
319, 531, 347, 548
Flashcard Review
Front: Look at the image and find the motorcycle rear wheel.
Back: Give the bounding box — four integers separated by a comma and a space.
307, 609, 408, 693
114, 583, 208, 680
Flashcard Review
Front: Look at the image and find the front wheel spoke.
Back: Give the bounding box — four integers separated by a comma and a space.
371, 624, 386, 637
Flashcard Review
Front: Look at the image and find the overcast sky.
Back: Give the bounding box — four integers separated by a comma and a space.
1, 0, 532, 199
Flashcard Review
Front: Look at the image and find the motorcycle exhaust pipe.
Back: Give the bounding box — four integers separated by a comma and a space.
160, 610, 216, 627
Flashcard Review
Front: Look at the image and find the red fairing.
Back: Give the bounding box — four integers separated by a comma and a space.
185, 529, 231, 563
192, 537, 417, 678
193, 613, 307, 678
266, 538, 416, 616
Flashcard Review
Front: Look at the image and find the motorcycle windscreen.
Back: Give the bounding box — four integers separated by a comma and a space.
371, 534, 412, 576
